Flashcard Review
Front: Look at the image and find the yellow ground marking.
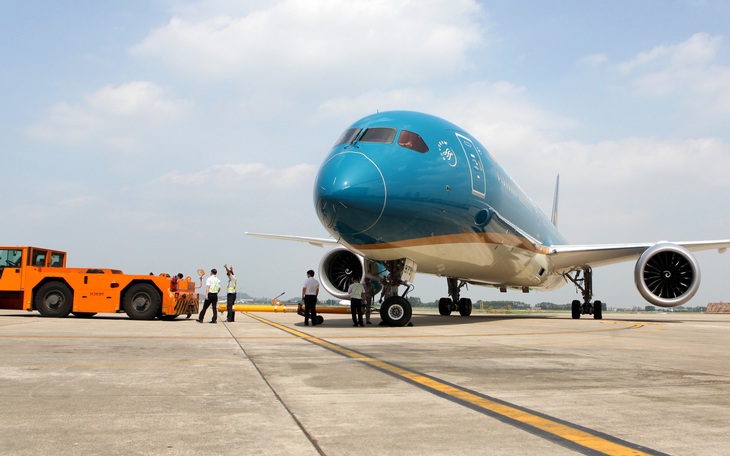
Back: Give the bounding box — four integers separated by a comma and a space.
246, 312, 662, 456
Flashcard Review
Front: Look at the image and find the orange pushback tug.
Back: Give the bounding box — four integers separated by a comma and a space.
0, 246, 199, 320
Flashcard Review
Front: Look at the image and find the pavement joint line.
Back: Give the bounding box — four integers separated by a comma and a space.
245, 312, 667, 456
221, 316, 326, 455
0, 335, 232, 339
20, 359, 239, 370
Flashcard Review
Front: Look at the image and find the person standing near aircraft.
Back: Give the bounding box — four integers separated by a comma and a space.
363, 277, 375, 325
348, 277, 365, 327
197, 269, 221, 324
301, 270, 319, 326
224, 264, 237, 322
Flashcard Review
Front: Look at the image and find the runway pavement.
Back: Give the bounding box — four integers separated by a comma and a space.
1, 309, 729, 455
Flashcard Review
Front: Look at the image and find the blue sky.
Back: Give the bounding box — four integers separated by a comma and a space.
3, 0, 730, 308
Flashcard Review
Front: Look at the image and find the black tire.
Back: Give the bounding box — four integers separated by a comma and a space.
123, 283, 161, 320
593, 301, 603, 320
317, 315, 324, 325
380, 296, 412, 327
438, 298, 452, 316
72, 312, 97, 318
458, 298, 472, 316
35, 282, 73, 317
571, 300, 581, 319
159, 314, 178, 321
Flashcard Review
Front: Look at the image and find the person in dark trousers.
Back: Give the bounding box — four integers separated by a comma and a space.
363, 277, 375, 324
197, 269, 221, 324
301, 270, 319, 326
348, 277, 364, 327
224, 264, 237, 322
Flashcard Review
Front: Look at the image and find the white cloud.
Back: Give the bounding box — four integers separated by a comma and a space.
160, 162, 317, 188
130, 0, 485, 93
617, 33, 730, 116
616, 33, 720, 75
25, 81, 191, 150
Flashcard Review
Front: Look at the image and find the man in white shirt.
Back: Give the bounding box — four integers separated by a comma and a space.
301, 270, 319, 326
347, 277, 365, 327
197, 269, 221, 324
224, 264, 237, 322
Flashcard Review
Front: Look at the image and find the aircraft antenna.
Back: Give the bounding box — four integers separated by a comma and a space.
551, 174, 560, 227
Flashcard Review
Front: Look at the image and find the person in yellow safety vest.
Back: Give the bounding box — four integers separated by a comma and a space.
347, 277, 365, 327
197, 269, 221, 324
224, 264, 237, 322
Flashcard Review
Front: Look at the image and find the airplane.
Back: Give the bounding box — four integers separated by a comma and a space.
248, 110, 730, 327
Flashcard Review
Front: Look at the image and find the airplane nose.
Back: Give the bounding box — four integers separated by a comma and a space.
314, 152, 386, 236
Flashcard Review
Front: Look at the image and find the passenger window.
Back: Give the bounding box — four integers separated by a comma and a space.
360, 128, 396, 144
334, 128, 361, 146
398, 130, 429, 153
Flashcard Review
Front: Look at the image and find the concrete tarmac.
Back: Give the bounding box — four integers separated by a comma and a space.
1, 309, 729, 455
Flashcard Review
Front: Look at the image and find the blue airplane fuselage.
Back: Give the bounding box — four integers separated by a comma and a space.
314, 111, 568, 290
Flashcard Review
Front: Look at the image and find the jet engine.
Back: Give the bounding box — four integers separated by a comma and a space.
634, 242, 701, 307
319, 247, 382, 299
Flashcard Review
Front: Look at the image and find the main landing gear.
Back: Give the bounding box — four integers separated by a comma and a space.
564, 267, 603, 320
438, 278, 472, 317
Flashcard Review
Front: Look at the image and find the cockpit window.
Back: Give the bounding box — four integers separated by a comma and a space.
334, 128, 361, 146
360, 127, 396, 144
398, 130, 429, 153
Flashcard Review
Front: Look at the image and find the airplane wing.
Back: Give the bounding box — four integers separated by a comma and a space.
245, 232, 339, 248
549, 240, 730, 271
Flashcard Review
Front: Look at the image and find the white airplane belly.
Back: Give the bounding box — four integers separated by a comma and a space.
357, 242, 563, 290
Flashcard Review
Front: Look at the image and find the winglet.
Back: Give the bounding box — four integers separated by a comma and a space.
551, 174, 560, 227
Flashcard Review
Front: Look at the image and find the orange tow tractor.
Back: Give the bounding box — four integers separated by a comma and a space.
0, 246, 200, 320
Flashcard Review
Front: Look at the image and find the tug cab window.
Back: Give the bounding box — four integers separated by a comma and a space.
0, 249, 22, 268
334, 128, 361, 146
50, 252, 65, 267
360, 127, 396, 144
398, 130, 429, 153
32, 250, 48, 266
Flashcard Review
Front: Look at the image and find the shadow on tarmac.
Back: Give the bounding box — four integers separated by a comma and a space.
1, 310, 694, 326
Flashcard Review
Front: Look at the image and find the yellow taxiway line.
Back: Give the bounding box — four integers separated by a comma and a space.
246, 312, 665, 456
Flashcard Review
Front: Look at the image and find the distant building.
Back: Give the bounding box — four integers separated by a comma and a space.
706, 302, 730, 313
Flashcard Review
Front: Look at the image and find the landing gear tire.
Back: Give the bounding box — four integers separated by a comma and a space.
35, 282, 73, 318
380, 296, 412, 327
571, 300, 581, 319
123, 283, 161, 320
593, 300, 603, 320
438, 298, 452, 316
458, 298, 472, 316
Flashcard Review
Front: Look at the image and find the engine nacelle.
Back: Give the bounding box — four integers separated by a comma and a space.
319, 247, 382, 299
634, 242, 701, 307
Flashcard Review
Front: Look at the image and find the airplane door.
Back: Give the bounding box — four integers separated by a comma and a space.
455, 133, 486, 198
